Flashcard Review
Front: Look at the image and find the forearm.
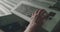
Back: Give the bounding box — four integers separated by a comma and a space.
24, 23, 41, 32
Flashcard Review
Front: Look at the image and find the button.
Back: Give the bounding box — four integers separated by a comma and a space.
49, 12, 56, 17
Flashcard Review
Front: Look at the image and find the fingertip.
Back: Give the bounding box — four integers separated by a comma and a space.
38, 9, 45, 14
32, 13, 34, 16
35, 9, 40, 14
40, 9, 48, 16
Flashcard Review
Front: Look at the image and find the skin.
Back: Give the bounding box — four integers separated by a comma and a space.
24, 9, 48, 32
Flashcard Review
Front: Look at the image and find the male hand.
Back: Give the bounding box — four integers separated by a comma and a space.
30, 9, 48, 26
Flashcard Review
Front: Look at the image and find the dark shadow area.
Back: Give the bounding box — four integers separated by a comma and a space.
0, 14, 29, 32
52, 21, 60, 32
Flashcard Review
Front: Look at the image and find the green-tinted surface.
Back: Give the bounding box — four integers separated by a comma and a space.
0, 14, 29, 32
0, 14, 29, 26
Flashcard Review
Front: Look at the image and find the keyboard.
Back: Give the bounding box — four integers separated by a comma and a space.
15, 4, 38, 17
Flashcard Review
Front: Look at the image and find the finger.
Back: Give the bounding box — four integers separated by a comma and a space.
38, 9, 45, 15
40, 10, 48, 18
35, 10, 39, 14
35, 9, 41, 14
39, 12, 48, 20
42, 14, 48, 20
32, 13, 34, 16
40, 9, 46, 15
37, 9, 48, 19
42, 11, 48, 17
44, 12, 48, 16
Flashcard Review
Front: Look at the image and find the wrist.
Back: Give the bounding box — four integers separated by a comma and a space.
30, 21, 43, 27
29, 23, 41, 28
